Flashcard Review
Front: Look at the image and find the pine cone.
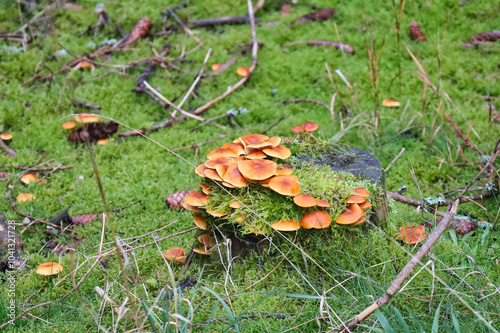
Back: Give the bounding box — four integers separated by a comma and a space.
68, 121, 119, 144
409, 20, 426, 41
122, 17, 152, 46
435, 218, 477, 236
72, 213, 103, 226
469, 30, 500, 43
165, 190, 193, 209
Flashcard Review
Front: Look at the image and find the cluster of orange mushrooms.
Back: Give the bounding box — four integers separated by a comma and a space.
163, 123, 374, 262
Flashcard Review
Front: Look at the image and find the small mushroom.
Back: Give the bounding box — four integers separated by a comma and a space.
317, 199, 331, 207
193, 248, 212, 255
346, 195, 366, 204
195, 164, 209, 177
75, 112, 99, 123
272, 220, 300, 231
0, 133, 13, 141
182, 201, 200, 212
184, 191, 209, 207
207, 148, 236, 160
275, 167, 293, 176
239, 134, 269, 147
382, 99, 401, 107
62, 121, 76, 130
301, 121, 318, 132
17, 193, 35, 202
204, 168, 223, 181
300, 211, 331, 229
21, 173, 39, 185
193, 215, 208, 230
398, 225, 427, 244
268, 175, 300, 196
199, 183, 211, 195
262, 145, 291, 159
164, 248, 186, 264
293, 194, 318, 207
206, 208, 227, 217
238, 159, 277, 181
36, 262, 63, 276
215, 164, 229, 178
211, 63, 222, 71
236, 67, 250, 76
221, 142, 246, 156
74, 60, 95, 71
246, 150, 267, 159
358, 201, 373, 210
351, 216, 366, 226
353, 188, 370, 197
222, 163, 247, 187
291, 126, 304, 134
229, 200, 242, 209
336, 206, 363, 225
198, 234, 213, 248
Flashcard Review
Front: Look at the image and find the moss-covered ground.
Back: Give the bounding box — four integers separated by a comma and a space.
0, 0, 499, 331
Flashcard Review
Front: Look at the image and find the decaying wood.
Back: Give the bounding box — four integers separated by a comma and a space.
291, 8, 335, 25
0, 138, 15, 157
409, 20, 426, 41
339, 201, 458, 333
282, 40, 354, 54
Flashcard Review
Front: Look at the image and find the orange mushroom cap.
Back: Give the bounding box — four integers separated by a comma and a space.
238, 159, 277, 181
206, 208, 227, 217
246, 150, 267, 159
221, 142, 246, 156
199, 183, 211, 195
211, 63, 222, 71
164, 248, 186, 264
62, 121, 76, 130
184, 191, 209, 207
75, 112, 99, 123
182, 201, 200, 212
317, 199, 331, 207
195, 164, 209, 177
268, 175, 300, 196
272, 220, 300, 231
351, 216, 366, 226
358, 201, 373, 210
239, 134, 269, 147
207, 148, 236, 160
275, 167, 293, 176
17, 193, 35, 202
302, 121, 318, 132
398, 225, 427, 244
193, 215, 208, 230
293, 194, 318, 207
204, 168, 223, 181
291, 126, 304, 134
229, 200, 242, 209
382, 99, 401, 107
198, 234, 213, 248
205, 157, 234, 169
222, 163, 248, 187
236, 67, 250, 76
266, 136, 281, 147
215, 164, 228, 178
0, 133, 13, 140
300, 211, 331, 229
336, 206, 364, 225
21, 173, 39, 185
36, 262, 63, 275
262, 145, 291, 159
346, 195, 366, 204
353, 188, 370, 197
193, 248, 212, 255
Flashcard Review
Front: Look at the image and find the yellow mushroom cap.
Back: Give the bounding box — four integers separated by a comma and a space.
300, 211, 331, 229
62, 121, 76, 130
184, 191, 209, 207
382, 99, 401, 107
236, 66, 250, 76
271, 220, 300, 231
75, 112, 99, 123
0, 133, 13, 140
17, 193, 35, 202
193, 215, 208, 230
21, 173, 38, 185
36, 262, 63, 275
293, 194, 318, 207
268, 175, 300, 196
164, 248, 186, 264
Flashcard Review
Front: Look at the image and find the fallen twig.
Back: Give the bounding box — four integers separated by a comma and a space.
444, 113, 484, 156
0, 138, 16, 157
0, 301, 53, 329
339, 201, 458, 333
18, 165, 73, 171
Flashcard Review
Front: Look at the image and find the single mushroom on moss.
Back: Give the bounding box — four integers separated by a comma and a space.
301, 121, 318, 133
36, 262, 63, 276
268, 175, 300, 196
75, 113, 99, 123
0, 133, 13, 141
21, 173, 39, 185
382, 99, 401, 107
17, 193, 35, 202
236, 66, 250, 76
62, 121, 76, 130
300, 211, 331, 229
263, 145, 291, 159
164, 248, 186, 264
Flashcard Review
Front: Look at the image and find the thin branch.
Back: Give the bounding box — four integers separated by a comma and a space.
276, 98, 330, 111
0, 301, 53, 329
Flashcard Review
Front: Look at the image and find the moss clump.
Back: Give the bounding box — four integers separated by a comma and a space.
285, 133, 346, 160
198, 161, 376, 237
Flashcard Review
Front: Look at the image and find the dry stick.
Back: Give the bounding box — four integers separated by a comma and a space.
276, 99, 330, 111
444, 113, 484, 156
458, 146, 500, 197
0, 301, 53, 329
387, 190, 494, 211
0, 138, 15, 157
18, 165, 73, 171
339, 201, 458, 333
384, 147, 405, 172
172, 14, 204, 47
142, 81, 205, 122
